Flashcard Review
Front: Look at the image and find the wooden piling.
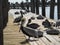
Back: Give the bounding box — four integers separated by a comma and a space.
31, 0, 35, 13
50, 0, 55, 19
0, 0, 3, 45
8, 2, 10, 11
2, 0, 8, 29
57, 0, 60, 19
42, 0, 46, 17
0, 0, 3, 29
13, 4, 15, 9
26, 0, 29, 11
20, 1, 25, 10
35, 0, 39, 14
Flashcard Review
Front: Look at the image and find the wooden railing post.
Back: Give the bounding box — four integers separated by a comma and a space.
35, 0, 39, 15
31, 0, 35, 13
57, 0, 60, 19
26, 0, 29, 11
13, 4, 15, 9
8, 2, 10, 11
42, 0, 46, 17
50, 0, 55, 19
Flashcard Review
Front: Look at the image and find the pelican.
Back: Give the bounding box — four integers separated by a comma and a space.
26, 19, 40, 29
13, 11, 23, 24
56, 20, 60, 28
42, 19, 51, 28
20, 18, 43, 40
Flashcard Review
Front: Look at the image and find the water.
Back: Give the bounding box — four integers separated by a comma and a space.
39, 6, 58, 21
29, 6, 58, 21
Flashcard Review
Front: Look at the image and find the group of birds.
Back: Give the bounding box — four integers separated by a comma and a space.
20, 18, 43, 39
42, 19, 60, 35
13, 10, 60, 40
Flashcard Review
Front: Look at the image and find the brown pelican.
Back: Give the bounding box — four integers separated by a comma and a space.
46, 29, 60, 35
37, 15, 44, 19
13, 11, 23, 23
26, 19, 40, 29
20, 18, 43, 40
42, 19, 51, 28
56, 20, 60, 28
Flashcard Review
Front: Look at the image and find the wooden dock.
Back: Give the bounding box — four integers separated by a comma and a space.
4, 10, 60, 45
3, 14, 30, 45
26, 32, 60, 45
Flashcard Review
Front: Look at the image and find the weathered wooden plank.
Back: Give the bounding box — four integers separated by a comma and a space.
51, 35, 60, 42
36, 38, 46, 45
44, 34, 60, 45
41, 37, 54, 45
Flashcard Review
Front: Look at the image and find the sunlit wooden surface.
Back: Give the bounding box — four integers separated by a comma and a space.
4, 10, 60, 45
3, 13, 30, 45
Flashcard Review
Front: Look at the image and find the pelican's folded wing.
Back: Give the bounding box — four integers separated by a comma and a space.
23, 27, 38, 37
